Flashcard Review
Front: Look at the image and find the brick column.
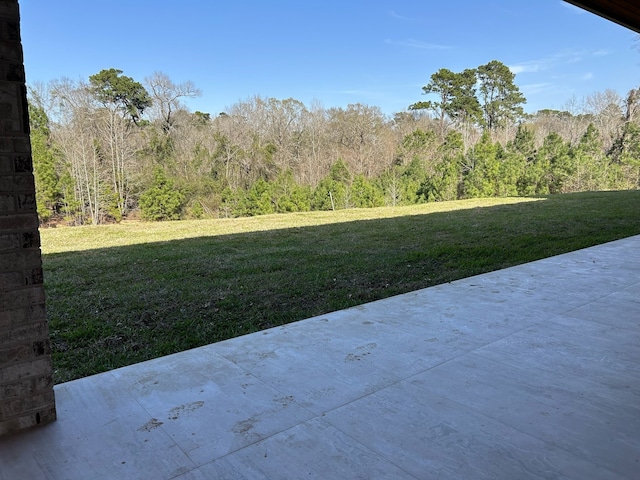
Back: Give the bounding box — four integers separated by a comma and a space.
0, 0, 56, 437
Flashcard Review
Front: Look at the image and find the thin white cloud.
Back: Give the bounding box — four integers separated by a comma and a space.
593, 49, 611, 56
559, 1, 585, 14
521, 83, 555, 95
581, 72, 594, 81
389, 10, 415, 21
508, 49, 596, 76
509, 62, 544, 75
385, 39, 453, 50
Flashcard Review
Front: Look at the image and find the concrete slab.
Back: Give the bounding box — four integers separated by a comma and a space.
1, 235, 639, 480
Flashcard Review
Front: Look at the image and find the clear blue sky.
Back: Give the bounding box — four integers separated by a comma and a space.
20, 0, 639, 117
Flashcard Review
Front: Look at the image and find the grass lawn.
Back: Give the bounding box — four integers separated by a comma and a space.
41, 191, 640, 383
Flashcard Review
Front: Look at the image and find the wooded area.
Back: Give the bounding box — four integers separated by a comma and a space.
28, 61, 640, 224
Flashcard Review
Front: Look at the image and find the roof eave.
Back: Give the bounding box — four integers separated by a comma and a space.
564, 0, 640, 33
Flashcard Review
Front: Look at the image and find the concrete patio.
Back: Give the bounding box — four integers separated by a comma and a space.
1, 235, 639, 479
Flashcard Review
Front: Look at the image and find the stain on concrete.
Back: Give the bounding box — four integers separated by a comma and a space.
273, 395, 295, 407
345, 342, 377, 362
168, 401, 205, 420
258, 351, 277, 359
232, 417, 256, 434
137, 418, 164, 432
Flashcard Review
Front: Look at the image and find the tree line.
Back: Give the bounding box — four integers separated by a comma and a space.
28, 61, 640, 224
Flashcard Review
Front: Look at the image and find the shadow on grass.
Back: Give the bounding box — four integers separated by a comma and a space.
43, 191, 640, 383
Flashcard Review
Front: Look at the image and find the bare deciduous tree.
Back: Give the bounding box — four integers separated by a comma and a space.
145, 71, 201, 133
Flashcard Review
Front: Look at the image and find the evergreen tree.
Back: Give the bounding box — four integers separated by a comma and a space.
28, 102, 61, 222
423, 131, 464, 202
477, 60, 526, 131
462, 131, 499, 197
566, 124, 608, 192
271, 170, 311, 213
311, 160, 352, 210
509, 124, 536, 162
139, 168, 185, 220
236, 178, 275, 216
410, 68, 482, 136
399, 157, 427, 204
495, 144, 524, 197
89, 68, 152, 124
506, 125, 540, 195
350, 174, 384, 208
539, 132, 573, 194
396, 129, 437, 165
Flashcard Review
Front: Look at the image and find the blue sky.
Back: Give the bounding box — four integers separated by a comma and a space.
20, 0, 639, 117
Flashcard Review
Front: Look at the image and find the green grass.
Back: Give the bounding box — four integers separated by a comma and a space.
41, 191, 640, 383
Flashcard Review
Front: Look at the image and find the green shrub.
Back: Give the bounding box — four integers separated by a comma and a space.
139, 168, 185, 221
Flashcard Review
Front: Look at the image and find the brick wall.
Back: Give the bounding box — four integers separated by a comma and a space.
0, 0, 56, 437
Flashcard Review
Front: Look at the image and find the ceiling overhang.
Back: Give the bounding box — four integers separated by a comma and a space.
564, 0, 640, 33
